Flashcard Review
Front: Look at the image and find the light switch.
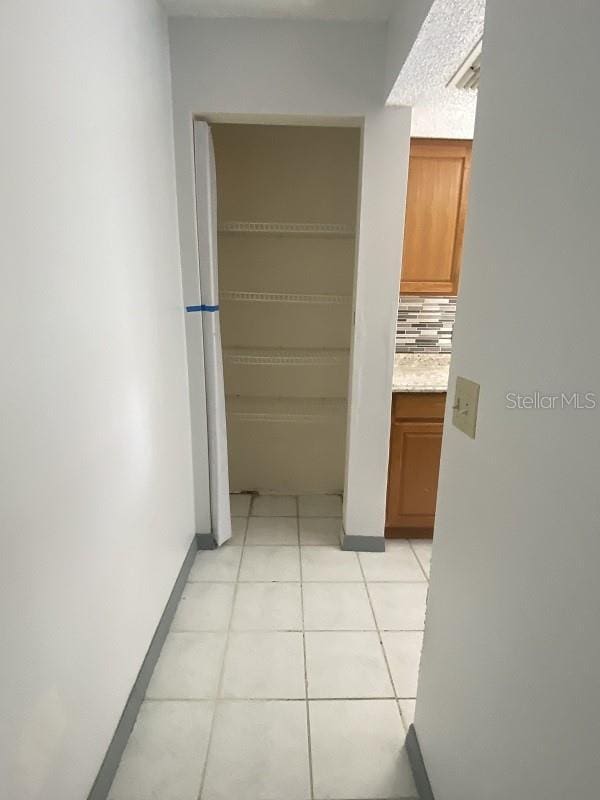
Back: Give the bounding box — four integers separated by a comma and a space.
452, 377, 480, 439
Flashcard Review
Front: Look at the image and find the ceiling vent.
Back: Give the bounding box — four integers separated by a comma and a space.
448, 38, 482, 90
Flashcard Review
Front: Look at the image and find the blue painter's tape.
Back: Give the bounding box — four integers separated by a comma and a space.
186, 304, 219, 312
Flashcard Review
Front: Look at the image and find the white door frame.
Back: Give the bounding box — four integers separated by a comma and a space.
185, 109, 412, 550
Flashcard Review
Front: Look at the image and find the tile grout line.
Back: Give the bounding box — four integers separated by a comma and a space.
173, 627, 424, 633
298, 497, 316, 800
195, 511, 247, 800
239, 512, 249, 547
144, 695, 413, 703
407, 539, 430, 583
356, 550, 408, 731
188, 579, 429, 585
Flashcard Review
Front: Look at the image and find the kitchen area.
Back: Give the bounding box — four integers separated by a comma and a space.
386, 138, 472, 538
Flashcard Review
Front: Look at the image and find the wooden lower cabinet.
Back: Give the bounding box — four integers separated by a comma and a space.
386, 392, 446, 537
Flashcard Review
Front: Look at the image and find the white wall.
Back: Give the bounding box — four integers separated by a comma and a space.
0, 2, 194, 798
415, 2, 600, 798
169, 18, 411, 540
343, 109, 411, 538
169, 17, 389, 533
169, 18, 387, 119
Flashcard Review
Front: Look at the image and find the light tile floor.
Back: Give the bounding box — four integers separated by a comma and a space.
109, 494, 432, 800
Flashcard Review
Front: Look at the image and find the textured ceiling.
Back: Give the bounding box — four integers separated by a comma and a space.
162, 0, 396, 21
388, 0, 486, 106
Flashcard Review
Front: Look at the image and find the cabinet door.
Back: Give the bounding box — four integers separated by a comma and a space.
386, 420, 443, 531
400, 139, 471, 296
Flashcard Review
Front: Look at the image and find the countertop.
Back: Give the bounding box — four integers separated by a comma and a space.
392, 353, 451, 393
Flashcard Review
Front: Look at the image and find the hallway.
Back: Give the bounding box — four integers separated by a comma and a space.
108, 495, 431, 800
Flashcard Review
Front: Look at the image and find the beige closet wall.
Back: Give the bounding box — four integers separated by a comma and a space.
212, 124, 361, 493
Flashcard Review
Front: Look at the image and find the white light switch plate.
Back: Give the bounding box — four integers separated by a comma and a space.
452, 377, 480, 439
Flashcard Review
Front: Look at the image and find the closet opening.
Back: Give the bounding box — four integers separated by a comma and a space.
211, 122, 361, 498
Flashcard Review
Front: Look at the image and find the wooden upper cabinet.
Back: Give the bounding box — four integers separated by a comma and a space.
400, 138, 472, 296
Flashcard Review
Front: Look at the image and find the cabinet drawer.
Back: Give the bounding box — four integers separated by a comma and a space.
392, 392, 446, 421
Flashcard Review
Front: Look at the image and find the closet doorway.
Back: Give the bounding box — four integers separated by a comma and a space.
211, 123, 361, 495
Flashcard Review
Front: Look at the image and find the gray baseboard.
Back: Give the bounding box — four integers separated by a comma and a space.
405, 724, 435, 800
87, 535, 198, 800
341, 533, 386, 552
196, 532, 217, 550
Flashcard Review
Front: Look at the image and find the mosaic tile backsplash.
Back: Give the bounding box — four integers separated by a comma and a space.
396, 296, 456, 353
